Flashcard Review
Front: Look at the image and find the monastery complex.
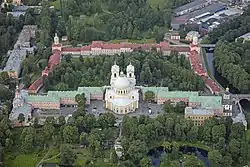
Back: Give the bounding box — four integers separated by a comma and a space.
9, 34, 233, 126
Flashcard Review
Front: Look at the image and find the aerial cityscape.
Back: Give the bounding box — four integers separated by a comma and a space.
1, 0, 250, 166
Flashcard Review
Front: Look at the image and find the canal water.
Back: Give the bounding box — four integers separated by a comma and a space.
205, 51, 250, 111
148, 146, 210, 167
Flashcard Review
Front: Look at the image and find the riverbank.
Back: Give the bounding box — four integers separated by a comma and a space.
201, 48, 225, 91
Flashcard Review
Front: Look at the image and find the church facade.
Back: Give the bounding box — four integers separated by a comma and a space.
105, 63, 139, 114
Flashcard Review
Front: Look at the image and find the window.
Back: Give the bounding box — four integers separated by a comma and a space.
110, 96, 112, 99
129, 73, 132, 77
114, 73, 117, 77
132, 96, 134, 99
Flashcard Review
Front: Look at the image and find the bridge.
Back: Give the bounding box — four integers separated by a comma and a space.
231, 94, 250, 101
165, 38, 216, 48
200, 44, 216, 48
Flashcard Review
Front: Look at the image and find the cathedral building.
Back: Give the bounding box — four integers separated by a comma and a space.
105, 63, 139, 114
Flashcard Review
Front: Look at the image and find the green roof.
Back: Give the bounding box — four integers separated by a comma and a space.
46, 87, 104, 99
77, 87, 103, 94
141, 87, 169, 93
27, 95, 60, 103
189, 96, 222, 108
47, 91, 79, 98
158, 91, 199, 98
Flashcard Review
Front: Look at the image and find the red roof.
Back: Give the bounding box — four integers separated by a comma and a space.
170, 46, 190, 52
48, 52, 61, 70
81, 45, 91, 51
91, 41, 104, 48
189, 51, 221, 92
52, 43, 62, 47
62, 47, 81, 52
28, 76, 44, 91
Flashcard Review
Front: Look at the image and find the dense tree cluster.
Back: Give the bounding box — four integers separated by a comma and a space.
120, 112, 248, 167
44, 51, 204, 91
214, 40, 250, 93
8, 110, 117, 166
0, 13, 23, 66
60, 0, 190, 43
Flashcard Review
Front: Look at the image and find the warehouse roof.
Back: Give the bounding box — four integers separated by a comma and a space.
188, 3, 226, 20
174, 0, 207, 13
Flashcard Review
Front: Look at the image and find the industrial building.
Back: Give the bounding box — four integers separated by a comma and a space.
2, 25, 37, 78
171, 2, 243, 31
173, 0, 212, 16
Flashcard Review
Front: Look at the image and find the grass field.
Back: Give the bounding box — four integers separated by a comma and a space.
4, 150, 48, 167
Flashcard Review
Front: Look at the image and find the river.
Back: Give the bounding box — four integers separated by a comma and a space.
205, 50, 250, 111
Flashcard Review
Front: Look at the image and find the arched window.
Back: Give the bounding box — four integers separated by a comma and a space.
114, 73, 117, 77
129, 73, 132, 77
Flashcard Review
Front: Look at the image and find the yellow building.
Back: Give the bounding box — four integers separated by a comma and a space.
185, 107, 214, 126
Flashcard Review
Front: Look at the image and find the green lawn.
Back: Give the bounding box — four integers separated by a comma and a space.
4, 150, 48, 167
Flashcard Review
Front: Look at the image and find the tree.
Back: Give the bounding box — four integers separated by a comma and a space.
5, 138, 13, 150
110, 148, 118, 164
63, 125, 79, 144
162, 141, 171, 151
127, 140, 148, 164
98, 113, 116, 129
212, 124, 226, 142
58, 115, 66, 126
208, 150, 222, 167
33, 117, 39, 128
75, 93, 86, 107
59, 144, 77, 165
79, 132, 87, 144
222, 154, 233, 167
18, 113, 25, 125
140, 157, 152, 167
184, 155, 202, 167
144, 91, 155, 102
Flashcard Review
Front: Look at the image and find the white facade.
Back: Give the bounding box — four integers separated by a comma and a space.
105, 63, 139, 114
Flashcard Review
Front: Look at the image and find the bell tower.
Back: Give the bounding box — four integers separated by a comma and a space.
126, 62, 135, 78
110, 62, 120, 86
52, 33, 62, 52
54, 33, 59, 45
126, 63, 136, 87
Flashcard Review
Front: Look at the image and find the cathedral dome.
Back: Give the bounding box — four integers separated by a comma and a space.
114, 76, 130, 89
